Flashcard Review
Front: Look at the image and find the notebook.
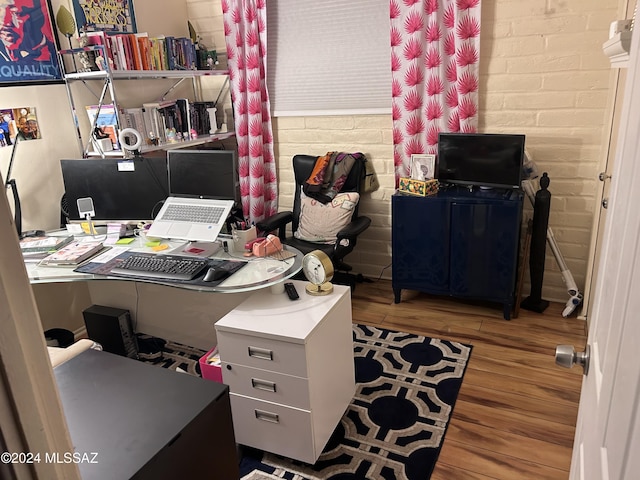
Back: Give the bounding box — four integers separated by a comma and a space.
41, 241, 104, 265
146, 196, 234, 243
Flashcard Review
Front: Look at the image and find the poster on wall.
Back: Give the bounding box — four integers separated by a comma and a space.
0, 107, 41, 147
72, 0, 137, 33
0, 0, 63, 85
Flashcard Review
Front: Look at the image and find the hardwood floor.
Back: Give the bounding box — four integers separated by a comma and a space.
350, 279, 587, 480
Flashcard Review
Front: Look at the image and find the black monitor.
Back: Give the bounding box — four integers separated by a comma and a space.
437, 133, 525, 189
167, 149, 240, 203
61, 158, 169, 223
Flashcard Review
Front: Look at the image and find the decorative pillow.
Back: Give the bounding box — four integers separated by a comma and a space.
294, 191, 360, 244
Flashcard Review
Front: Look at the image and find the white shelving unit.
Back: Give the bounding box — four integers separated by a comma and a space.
58, 46, 234, 158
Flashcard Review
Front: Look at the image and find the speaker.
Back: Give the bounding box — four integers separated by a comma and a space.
82, 305, 139, 359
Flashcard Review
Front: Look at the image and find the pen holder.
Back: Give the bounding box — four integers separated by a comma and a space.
233, 225, 257, 252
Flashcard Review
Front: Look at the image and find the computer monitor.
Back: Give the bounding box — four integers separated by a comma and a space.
437, 133, 525, 189
167, 149, 240, 204
61, 158, 169, 223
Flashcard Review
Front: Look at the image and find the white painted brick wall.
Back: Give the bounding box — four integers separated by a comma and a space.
187, 0, 619, 303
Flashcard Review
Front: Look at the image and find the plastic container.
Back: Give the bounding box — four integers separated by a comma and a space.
199, 347, 223, 383
44, 328, 74, 348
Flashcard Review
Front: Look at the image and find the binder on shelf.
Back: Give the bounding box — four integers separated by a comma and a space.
176, 99, 193, 140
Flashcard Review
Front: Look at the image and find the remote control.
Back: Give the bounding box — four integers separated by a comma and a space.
284, 282, 299, 300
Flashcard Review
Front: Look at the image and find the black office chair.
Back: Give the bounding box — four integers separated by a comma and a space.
60, 193, 70, 228
256, 154, 371, 286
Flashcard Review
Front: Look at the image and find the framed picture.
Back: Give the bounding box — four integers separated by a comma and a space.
410, 154, 436, 181
72, 0, 137, 33
0, 0, 63, 86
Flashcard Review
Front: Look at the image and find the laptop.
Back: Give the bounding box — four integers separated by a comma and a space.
146, 196, 234, 243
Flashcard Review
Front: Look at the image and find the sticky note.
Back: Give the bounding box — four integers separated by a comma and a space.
152, 244, 169, 251
115, 237, 135, 245
145, 241, 161, 247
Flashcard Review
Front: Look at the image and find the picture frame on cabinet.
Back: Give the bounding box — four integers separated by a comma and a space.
72, 0, 137, 34
0, 0, 63, 86
410, 154, 436, 181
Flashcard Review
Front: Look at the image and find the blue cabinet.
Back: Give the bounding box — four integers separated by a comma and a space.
392, 188, 523, 319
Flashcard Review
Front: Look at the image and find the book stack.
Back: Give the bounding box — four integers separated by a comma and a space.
41, 241, 105, 266
85, 31, 197, 72
20, 235, 75, 253
120, 99, 216, 146
20, 235, 76, 263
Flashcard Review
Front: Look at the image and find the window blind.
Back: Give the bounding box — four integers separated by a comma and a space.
266, 0, 392, 117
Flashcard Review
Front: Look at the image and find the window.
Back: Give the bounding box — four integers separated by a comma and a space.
266, 0, 392, 116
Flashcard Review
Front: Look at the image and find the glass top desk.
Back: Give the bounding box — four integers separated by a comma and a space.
26, 232, 303, 293
26, 231, 304, 350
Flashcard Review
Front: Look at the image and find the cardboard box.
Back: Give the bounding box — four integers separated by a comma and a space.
398, 178, 439, 196
199, 347, 223, 383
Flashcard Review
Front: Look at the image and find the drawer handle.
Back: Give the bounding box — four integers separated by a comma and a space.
255, 409, 279, 423
248, 346, 273, 361
251, 378, 277, 393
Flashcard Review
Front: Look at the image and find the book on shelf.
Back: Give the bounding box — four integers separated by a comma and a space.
41, 241, 105, 266
20, 235, 75, 253
74, 31, 200, 72
135, 33, 151, 70
85, 31, 115, 70
121, 107, 147, 138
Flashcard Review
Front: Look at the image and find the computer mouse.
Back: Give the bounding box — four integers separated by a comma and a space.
203, 267, 229, 282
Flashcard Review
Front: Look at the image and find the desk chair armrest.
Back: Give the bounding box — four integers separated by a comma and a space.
336, 216, 371, 241
256, 211, 294, 239
332, 216, 371, 271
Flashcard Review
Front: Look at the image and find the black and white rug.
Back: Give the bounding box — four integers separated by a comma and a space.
137, 324, 472, 480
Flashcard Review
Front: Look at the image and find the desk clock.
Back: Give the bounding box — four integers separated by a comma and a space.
302, 250, 334, 295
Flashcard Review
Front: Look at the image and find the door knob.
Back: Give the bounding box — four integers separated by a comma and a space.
599, 172, 611, 181
555, 344, 590, 375
602, 198, 609, 209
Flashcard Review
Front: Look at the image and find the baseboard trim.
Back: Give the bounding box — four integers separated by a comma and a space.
74, 326, 87, 340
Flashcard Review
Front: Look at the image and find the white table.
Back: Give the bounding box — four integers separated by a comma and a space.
26, 231, 303, 350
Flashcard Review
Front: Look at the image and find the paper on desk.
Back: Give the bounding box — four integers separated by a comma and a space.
91, 247, 130, 263
171, 241, 221, 257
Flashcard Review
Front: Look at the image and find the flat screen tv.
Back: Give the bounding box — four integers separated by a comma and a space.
437, 133, 525, 189
167, 149, 240, 204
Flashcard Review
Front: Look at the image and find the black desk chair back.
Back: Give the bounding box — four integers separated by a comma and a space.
257, 154, 371, 287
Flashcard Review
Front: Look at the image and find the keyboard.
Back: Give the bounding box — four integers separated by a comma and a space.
159, 204, 226, 224
111, 254, 209, 281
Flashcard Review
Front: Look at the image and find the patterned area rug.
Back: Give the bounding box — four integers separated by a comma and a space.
136, 324, 473, 480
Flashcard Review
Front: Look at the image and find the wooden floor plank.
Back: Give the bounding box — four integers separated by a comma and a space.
350, 280, 585, 479
446, 418, 573, 470
435, 441, 570, 480
453, 399, 577, 447
456, 382, 579, 427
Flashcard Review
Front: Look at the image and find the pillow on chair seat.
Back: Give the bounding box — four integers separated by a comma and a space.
294, 191, 360, 244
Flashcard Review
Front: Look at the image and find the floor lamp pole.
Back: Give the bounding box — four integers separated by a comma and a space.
4, 132, 24, 238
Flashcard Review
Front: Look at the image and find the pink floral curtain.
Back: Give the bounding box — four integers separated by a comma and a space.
390, 0, 481, 182
222, 0, 277, 222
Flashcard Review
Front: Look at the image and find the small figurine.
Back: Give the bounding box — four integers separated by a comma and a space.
95, 54, 106, 71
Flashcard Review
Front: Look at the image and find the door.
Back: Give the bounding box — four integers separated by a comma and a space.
580, 0, 635, 325
569, 19, 640, 479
